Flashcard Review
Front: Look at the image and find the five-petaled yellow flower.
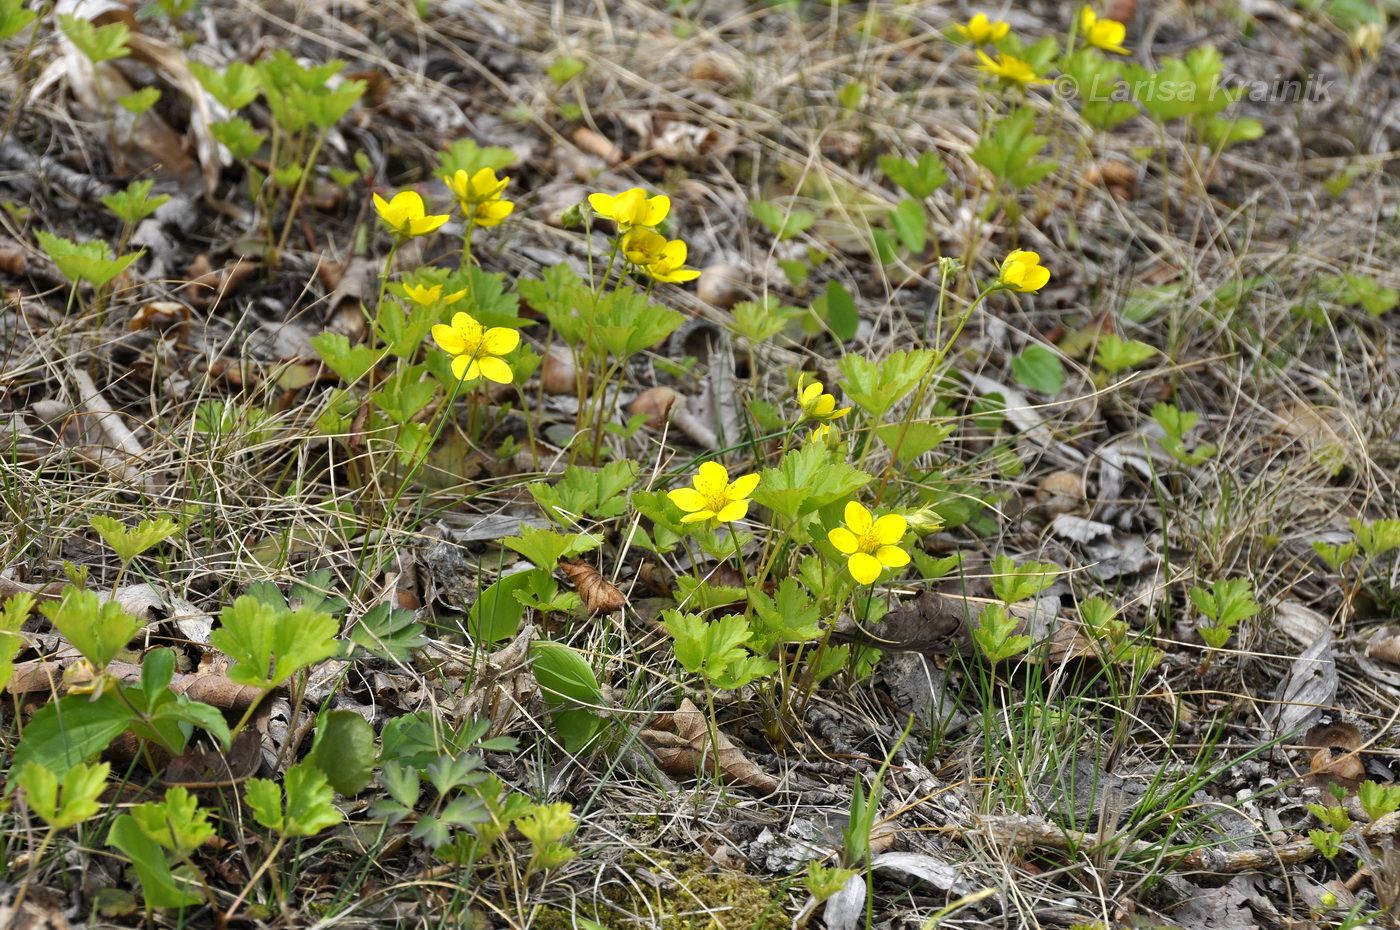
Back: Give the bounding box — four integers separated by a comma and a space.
828, 502, 910, 585
998, 250, 1051, 293
588, 188, 670, 230
431, 312, 520, 383
621, 228, 701, 284
373, 190, 450, 238
975, 51, 1050, 87
445, 167, 516, 228
954, 12, 1010, 46
667, 461, 760, 525
1079, 6, 1129, 55
404, 282, 466, 307
797, 376, 851, 422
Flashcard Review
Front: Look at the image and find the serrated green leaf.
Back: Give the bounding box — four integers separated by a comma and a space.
1011, 345, 1064, 394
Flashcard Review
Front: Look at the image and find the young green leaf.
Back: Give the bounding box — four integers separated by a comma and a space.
41, 586, 141, 669
972, 604, 1032, 663
245, 761, 343, 837
116, 86, 161, 116
822, 278, 858, 342
1011, 345, 1065, 394
89, 514, 180, 564
1093, 333, 1157, 375
989, 554, 1060, 605
59, 14, 130, 63
0, 591, 33, 692
311, 331, 380, 384
878, 151, 947, 198
750, 200, 816, 241
18, 760, 109, 829
503, 527, 602, 572
190, 60, 262, 110
0, 0, 38, 41
108, 815, 205, 909
211, 596, 339, 690
129, 786, 216, 857
35, 232, 143, 288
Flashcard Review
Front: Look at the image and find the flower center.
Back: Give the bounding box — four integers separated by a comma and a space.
701, 489, 729, 512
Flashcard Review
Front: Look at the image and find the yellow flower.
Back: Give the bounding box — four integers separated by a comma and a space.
797, 376, 851, 422
621, 228, 701, 284
828, 501, 910, 585
975, 50, 1050, 87
1079, 6, 1129, 55
667, 461, 760, 525
373, 189, 450, 238
404, 282, 467, 307
954, 12, 1010, 45
809, 422, 839, 445
445, 167, 515, 228
431, 311, 520, 383
998, 250, 1051, 293
588, 188, 670, 230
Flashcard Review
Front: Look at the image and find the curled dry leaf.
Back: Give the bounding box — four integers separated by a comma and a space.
1303, 721, 1365, 793
128, 301, 190, 336
571, 127, 623, 164
640, 698, 779, 792
1365, 627, 1400, 667
559, 560, 626, 615
629, 386, 677, 431
696, 263, 745, 309
541, 345, 578, 395
455, 624, 535, 736
1035, 470, 1085, 515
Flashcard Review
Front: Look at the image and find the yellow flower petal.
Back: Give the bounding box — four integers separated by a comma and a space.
828, 527, 860, 555
451, 355, 480, 381
482, 327, 520, 355
643, 195, 670, 227
668, 488, 706, 512
716, 499, 749, 523
432, 323, 467, 355
876, 545, 910, 569
587, 192, 616, 216
409, 213, 450, 236
694, 461, 729, 496
844, 500, 873, 534
450, 312, 483, 345
872, 514, 908, 546
848, 552, 883, 585
1021, 265, 1050, 291
476, 356, 513, 384
801, 382, 823, 406
680, 510, 714, 524
726, 472, 760, 500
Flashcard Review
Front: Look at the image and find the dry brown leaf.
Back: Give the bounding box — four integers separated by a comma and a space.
629, 386, 677, 431
641, 698, 778, 792
541, 346, 578, 395
128, 300, 190, 335
571, 127, 623, 164
455, 625, 536, 736
696, 263, 745, 309
560, 561, 626, 615
1366, 627, 1400, 667
1303, 721, 1365, 793
1035, 470, 1085, 515
0, 244, 26, 276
